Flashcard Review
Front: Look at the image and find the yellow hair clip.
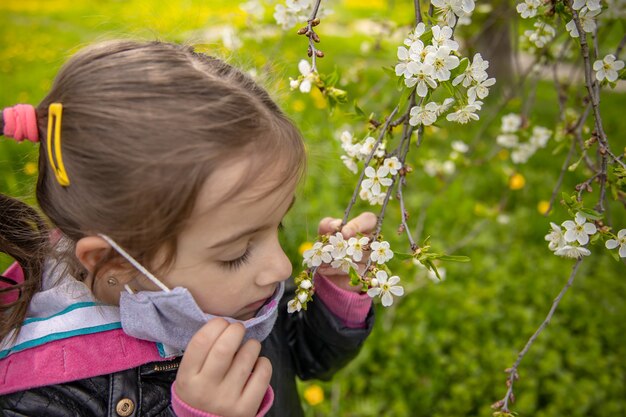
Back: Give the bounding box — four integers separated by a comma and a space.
46, 103, 70, 186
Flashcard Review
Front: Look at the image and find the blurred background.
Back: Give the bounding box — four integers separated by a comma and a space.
1, 1, 625, 416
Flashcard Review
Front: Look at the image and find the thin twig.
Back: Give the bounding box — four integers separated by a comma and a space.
573, 10, 625, 170
306, 0, 323, 72
498, 258, 584, 412
341, 106, 400, 226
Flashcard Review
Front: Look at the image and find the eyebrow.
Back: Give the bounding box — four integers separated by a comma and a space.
207, 196, 296, 249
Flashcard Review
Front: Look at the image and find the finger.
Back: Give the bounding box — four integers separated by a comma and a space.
223, 339, 262, 390
202, 322, 246, 380
178, 318, 230, 378
318, 217, 342, 235
240, 357, 273, 414
341, 212, 377, 238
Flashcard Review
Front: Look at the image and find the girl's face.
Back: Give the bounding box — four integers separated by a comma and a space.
136, 158, 296, 320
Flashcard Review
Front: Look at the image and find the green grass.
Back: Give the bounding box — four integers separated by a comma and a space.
1, 1, 625, 416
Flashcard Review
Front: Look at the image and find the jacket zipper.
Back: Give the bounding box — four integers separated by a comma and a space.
153, 362, 180, 372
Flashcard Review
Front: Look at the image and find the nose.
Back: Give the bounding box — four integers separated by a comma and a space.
256, 239, 293, 287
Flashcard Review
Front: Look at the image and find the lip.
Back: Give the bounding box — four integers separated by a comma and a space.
243, 287, 277, 311
244, 297, 270, 310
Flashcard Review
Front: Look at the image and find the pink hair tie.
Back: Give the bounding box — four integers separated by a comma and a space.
2, 104, 40, 143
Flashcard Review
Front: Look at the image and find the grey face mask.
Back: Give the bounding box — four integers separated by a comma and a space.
99, 234, 283, 351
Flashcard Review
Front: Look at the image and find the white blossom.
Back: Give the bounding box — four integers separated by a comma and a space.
302, 241, 332, 267
436, 98, 455, 116
361, 166, 393, 195
451, 140, 469, 153
572, 0, 602, 11
529, 126, 551, 148
366, 270, 404, 307
240, 0, 265, 19
297, 291, 308, 304
511, 143, 535, 164
545, 222, 567, 251
467, 76, 496, 100
501, 113, 522, 133
605, 229, 626, 258
328, 232, 348, 258
347, 236, 369, 262
405, 62, 438, 96
524, 22, 556, 48
497, 134, 519, 148
360, 187, 386, 205
593, 54, 625, 82
565, 7, 601, 38
359, 136, 384, 159
409, 102, 439, 126
554, 245, 591, 258
431, 0, 475, 27
287, 298, 302, 313
516, 0, 542, 18
453, 53, 489, 87
395, 46, 412, 78
424, 46, 460, 82
299, 279, 312, 289
562, 212, 597, 245
330, 256, 358, 273
370, 241, 394, 264
446, 103, 480, 124
403, 22, 427, 47
382, 157, 402, 175
430, 25, 460, 51
297, 60, 315, 93
340, 155, 359, 174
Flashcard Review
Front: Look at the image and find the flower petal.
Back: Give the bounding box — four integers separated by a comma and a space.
381, 291, 393, 307
367, 287, 381, 298
389, 286, 404, 296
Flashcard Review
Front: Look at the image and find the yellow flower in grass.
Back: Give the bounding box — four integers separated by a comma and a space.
303, 384, 324, 406
508, 173, 525, 190
537, 200, 550, 215
291, 99, 306, 113
310, 88, 327, 109
23, 162, 37, 176
298, 242, 313, 256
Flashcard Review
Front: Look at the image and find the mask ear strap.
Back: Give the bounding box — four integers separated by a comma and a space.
98, 234, 171, 292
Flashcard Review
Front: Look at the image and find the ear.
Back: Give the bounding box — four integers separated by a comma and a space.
76, 236, 137, 305
75, 236, 134, 281
75, 236, 113, 274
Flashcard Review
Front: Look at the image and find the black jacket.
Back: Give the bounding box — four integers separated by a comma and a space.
0, 284, 374, 417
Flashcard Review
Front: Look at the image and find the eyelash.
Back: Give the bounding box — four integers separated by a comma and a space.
220, 223, 285, 270
222, 247, 252, 270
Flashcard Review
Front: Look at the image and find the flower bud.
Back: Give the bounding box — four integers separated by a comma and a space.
311, 17, 321, 26
297, 27, 308, 35
297, 291, 308, 303
370, 278, 379, 287
299, 279, 312, 289
315, 50, 324, 58
312, 32, 320, 43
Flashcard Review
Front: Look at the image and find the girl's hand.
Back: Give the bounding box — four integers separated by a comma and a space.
175, 319, 272, 417
316, 212, 377, 293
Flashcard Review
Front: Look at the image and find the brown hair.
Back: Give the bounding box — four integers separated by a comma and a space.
0, 40, 306, 341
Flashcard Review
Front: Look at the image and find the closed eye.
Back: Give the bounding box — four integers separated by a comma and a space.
221, 246, 252, 270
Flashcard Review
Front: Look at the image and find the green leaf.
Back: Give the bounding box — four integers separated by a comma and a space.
349, 267, 361, 286
437, 254, 471, 262
579, 207, 603, 220
354, 101, 365, 117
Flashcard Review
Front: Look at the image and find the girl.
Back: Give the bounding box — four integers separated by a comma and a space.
0, 40, 376, 417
